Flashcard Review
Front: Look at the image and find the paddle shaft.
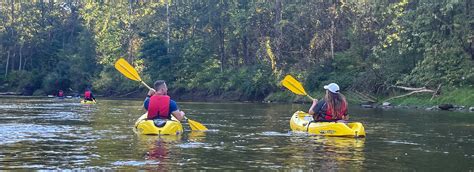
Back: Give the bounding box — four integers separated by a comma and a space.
140, 81, 154, 91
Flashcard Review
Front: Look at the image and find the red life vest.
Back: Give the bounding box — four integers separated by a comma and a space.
147, 95, 171, 120
320, 101, 347, 120
58, 90, 64, 97
84, 91, 91, 99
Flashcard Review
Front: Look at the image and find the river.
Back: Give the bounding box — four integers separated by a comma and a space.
0, 97, 472, 170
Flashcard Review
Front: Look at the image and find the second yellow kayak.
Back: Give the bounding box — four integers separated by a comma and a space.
290, 111, 366, 137
134, 114, 183, 135
80, 100, 96, 104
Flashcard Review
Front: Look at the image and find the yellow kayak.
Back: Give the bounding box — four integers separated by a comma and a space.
134, 114, 183, 135
290, 111, 366, 137
80, 100, 96, 104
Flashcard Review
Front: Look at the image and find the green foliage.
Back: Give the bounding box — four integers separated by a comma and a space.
0, 1, 472, 103
402, 43, 473, 87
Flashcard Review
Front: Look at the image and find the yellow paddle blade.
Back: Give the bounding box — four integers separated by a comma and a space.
281, 75, 308, 96
187, 118, 208, 131
114, 58, 142, 82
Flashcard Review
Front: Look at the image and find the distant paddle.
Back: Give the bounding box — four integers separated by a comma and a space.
114, 58, 208, 131
281, 74, 314, 100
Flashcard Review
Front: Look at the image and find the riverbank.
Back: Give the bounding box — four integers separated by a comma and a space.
264, 87, 474, 112
3, 87, 473, 112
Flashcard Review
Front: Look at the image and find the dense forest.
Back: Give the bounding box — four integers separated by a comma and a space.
0, 1, 473, 102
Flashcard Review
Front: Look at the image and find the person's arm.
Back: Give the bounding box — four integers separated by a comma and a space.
308, 99, 318, 115
143, 90, 155, 110
169, 100, 186, 121
171, 110, 185, 121
143, 97, 150, 110
343, 115, 349, 120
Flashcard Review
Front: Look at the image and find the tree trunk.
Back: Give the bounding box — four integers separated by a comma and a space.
5, 51, 10, 77
330, 2, 336, 59
23, 54, 29, 70
19, 45, 22, 71
10, 0, 14, 22
10, 0, 16, 73
274, 0, 282, 66
243, 34, 250, 64
330, 20, 335, 59
219, 24, 225, 72
218, 2, 226, 72
68, 3, 76, 45
166, 0, 170, 52
40, 0, 45, 24
128, 0, 133, 62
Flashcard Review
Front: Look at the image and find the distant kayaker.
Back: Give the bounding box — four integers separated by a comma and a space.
84, 88, 96, 101
58, 90, 64, 98
144, 80, 186, 122
308, 83, 349, 121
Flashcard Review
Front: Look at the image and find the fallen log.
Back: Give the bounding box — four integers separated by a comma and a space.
384, 84, 440, 102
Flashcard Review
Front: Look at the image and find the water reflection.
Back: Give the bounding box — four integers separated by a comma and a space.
124, 131, 208, 170
284, 134, 366, 170
1, 98, 473, 170
187, 131, 207, 142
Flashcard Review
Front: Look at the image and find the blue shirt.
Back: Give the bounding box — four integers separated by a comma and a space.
143, 97, 178, 115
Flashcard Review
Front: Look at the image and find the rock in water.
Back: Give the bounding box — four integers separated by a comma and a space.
438, 104, 454, 110
469, 107, 474, 112
361, 104, 374, 108
426, 106, 439, 111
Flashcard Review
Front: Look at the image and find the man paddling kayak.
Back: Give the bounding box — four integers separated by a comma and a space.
143, 80, 186, 124
84, 88, 96, 102
308, 83, 349, 121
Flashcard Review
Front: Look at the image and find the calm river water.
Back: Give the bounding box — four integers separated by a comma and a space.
0, 97, 473, 170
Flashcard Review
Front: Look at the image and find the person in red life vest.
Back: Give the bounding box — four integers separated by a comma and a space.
84, 88, 96, 101
58, 90, 64, 98
143, 80, 186, 123
308, 83, 349, 122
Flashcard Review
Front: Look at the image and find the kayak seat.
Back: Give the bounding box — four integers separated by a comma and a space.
153, 119, 167, 127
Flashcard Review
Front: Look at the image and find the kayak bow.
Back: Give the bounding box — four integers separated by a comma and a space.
134, 114, 183, 135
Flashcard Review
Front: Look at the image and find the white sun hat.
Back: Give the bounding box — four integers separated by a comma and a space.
324, 83, 340, 93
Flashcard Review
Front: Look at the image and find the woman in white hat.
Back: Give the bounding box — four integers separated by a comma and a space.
308, 83, 348, 121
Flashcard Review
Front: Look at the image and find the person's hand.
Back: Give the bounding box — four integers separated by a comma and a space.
147, 89, 156, 96
182, 112, 188, 122
312, 98, 318, 105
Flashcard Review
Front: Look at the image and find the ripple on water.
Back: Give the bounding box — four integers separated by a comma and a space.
258, 131, 292, 137
0, 123, 96, 145
112, 160, 160, 166
176, 142, 210, 148
385, 140, 420, 145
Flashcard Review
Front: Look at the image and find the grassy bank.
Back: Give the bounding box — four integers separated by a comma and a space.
388, 88, 474, 107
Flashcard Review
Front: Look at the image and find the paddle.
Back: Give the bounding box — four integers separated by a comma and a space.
114, 58, 208, 131
114, 58, 154, 91
280, 74, 314, 100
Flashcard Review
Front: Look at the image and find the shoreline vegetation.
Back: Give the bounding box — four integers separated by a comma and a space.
2, 87, 473, 112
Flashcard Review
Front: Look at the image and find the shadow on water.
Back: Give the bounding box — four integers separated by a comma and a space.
0, 98, 473, 170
